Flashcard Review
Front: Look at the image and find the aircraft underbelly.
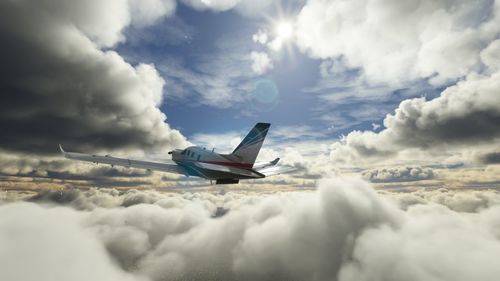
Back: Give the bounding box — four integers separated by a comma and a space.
177, 161, 260, 180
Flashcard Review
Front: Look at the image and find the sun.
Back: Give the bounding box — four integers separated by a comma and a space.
275, 21, 294, 40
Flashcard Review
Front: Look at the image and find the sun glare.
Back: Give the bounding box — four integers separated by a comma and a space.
275, 21, 294, 40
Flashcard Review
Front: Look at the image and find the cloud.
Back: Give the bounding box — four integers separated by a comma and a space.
124, 15, 195, 47
189, 131, 243, 153
478, 151, 500, 164
362, 166, 434, 183
330, 66, 500, 164
0, 0, 187, 154
0, 202, 145, 281
145, 33, 259, 108
295, 0, 500, 85
404, 188, 500, 212
250, 51, 273, 75
252, 29, 269, 44
180, 0, 274, 17
2, 177, 500, 281
181, 0, 241, 11
128, 0, 177, 27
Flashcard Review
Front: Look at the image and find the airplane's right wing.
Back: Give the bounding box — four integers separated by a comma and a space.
253, 158, 297, 177
59, 145, 186, 175
256, 165, 297, 177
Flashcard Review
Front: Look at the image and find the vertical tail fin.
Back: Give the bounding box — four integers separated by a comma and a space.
232, 123, 270, 166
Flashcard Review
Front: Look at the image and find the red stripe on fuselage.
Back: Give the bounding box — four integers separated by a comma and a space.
201, 161, 253, 168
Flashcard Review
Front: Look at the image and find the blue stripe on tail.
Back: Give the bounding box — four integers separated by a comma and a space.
231, 123, 270, 165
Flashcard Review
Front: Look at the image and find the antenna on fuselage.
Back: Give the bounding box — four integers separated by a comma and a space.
212, 147, 215, 152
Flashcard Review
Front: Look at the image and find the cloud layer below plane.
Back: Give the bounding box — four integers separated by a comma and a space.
2, 177, 500, 281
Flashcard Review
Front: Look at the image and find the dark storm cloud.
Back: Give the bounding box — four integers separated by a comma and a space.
479, 151, 500, 164
0, 1, 186, 155
2, 177, 500, 281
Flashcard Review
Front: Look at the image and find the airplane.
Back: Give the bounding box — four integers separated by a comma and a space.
59, 122, 296, 184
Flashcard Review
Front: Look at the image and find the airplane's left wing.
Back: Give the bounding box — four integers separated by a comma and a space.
59, 145, 186, 175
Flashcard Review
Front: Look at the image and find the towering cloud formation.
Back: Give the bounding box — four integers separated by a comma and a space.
330, 66, 500, 164
2, 177, 500, 281
0, 0, 186, 154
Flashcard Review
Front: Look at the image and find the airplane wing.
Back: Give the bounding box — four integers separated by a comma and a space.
59, 145, 186, 175
253, 157, 297, 177
194, 162, 264, 178
255, 165, 297, 177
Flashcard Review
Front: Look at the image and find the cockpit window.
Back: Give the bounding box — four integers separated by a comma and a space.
181, 150, 186, 155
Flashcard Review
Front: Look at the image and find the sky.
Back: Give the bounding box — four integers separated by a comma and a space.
2, 1, 500, 280
0, 0, 499, 191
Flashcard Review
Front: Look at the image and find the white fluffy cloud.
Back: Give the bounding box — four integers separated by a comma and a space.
252, 29, 269, 44
2, 177, 500, 281
295, 0, 500, 84
128, 0, 177, 27
330, 65, 500, 165
0, 203, 146, 281
250, 51, 274, 75
363, 166, 434, 182
180, 0, 274, 16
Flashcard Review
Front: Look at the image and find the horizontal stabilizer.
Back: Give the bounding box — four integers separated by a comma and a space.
253, 157, 280, 169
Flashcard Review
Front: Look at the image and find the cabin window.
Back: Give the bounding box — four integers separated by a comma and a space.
197, 155, 201, 161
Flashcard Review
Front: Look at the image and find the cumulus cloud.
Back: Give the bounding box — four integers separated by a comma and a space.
330, 66, 500, 164
181, 0, 240, 11
295, 0, 500, 84
180, 0, 274, 17
362, 166, 434, 183
128, 0, 177, 27
250, 51, 273, 75
2, 177, 500, 281
0, 0, 187, 154
400, 188, 500, 213
0, 202, 146, 281
252, 29, 269, 44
